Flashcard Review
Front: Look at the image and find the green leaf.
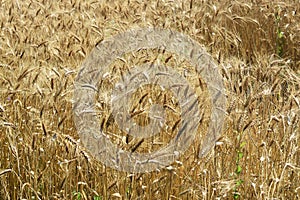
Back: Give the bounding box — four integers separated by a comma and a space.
236, 165, 242, 174
238, 152, 243, 159
234, 193, 240, 199
240, 141, 247, 148
236, 179, 243, 186
93, 196, 102, 200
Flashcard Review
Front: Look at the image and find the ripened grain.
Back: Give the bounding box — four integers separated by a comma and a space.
0, 0, 299, 199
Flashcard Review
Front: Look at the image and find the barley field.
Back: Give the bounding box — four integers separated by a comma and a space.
0, 0, 300, 199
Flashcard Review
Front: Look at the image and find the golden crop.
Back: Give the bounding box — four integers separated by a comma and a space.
0, 0, 299, 199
